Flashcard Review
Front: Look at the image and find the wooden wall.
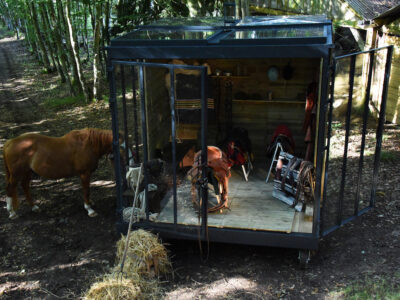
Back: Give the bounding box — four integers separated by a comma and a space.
208, 58, 320, 159
145, 66, 171, 159
145, 58, 320, 161
376, 34, 400, 124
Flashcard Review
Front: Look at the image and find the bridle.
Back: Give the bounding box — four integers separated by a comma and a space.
108, 142, 135, 167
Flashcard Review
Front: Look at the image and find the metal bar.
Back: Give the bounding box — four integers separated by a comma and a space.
108, 44, 332, 60
335, 45, 393, 60
370, 46, 393, 207
320, 57, 335, 235
218, 37, 327, 45
131, 22, 332, 31
108, 61, 124, 223
111, 37, 328, 48
337, 55, 356, 224
113, 60, 212, 70
120, 65, 130, 166
322, 206, 372, 236
122, 222, 319, 250
312, 55, 329, 238
131, 65, 140, 162
169, 67, 178, 227
354, 51, 375, 215
200, 66, 208, 238
139, 65, 149, 221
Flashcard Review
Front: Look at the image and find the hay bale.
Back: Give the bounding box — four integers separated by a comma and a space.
84, 274, 162, 300
116, 229, 172, 278
84, 275, 140, 300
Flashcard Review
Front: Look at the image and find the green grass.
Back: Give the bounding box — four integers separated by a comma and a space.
338, 276, 400, 300
0, 26, 15, 39
43, 94, 85, 108
380, 150, 400, 162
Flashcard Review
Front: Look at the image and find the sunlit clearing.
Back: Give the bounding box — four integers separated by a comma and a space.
165, 276, 257, 300
91, 180, 115, 187
0, 280, 40, 296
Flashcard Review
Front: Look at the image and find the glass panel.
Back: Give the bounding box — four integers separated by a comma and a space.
238, 15, 329, 26
149, 17, 225, 27
224, 26, 324, 40
118, 29, 216, 41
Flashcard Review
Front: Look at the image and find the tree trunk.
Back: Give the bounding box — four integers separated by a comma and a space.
93, 2, 102, 101
47, 0, 75, 95
83, 6, 90, 61
103, 0, 111, 45
64, 0, 90, 102
28, 1, 52, 72
39, 2, 64, 77
236, 0, 249, 19
57, 0, 80, 89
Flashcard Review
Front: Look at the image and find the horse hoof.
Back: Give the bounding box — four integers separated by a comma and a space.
31, 205, 40, 212
9, 211, 18, 219
88, 211, 98, 217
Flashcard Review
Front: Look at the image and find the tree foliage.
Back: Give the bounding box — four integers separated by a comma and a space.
0, 0, 227, 101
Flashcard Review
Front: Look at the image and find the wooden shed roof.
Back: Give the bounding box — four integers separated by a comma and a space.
346, 0, 400, 21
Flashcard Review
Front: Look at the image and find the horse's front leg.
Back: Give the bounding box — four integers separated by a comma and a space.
80, 173, 97, 217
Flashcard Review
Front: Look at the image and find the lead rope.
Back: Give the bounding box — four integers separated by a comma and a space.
193, 153, 210, 263
118, 163, 143, 279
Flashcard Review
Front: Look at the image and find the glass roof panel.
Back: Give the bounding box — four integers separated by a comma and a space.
224, 26, 325, 40
148, 17, 226, 27
117, 28, 216, 41
238, 15, 329, 26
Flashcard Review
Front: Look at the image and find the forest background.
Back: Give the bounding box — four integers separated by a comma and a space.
0, 0, 247, 102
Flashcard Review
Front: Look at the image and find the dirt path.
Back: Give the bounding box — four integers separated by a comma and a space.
0, 36, 400, 300
0, 37, 120, 300
0, 38, 38, 126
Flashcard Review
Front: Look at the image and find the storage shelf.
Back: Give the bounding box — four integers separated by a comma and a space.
210, 75, 250, 78
233, 99, 305, 104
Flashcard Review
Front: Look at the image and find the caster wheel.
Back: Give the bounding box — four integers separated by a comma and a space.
298, 249, 311, 269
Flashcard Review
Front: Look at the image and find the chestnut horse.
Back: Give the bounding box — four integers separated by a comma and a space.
3, 128, 119, 219
187, 146, 231, 212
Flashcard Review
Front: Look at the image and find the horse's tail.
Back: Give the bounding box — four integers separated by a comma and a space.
3, 141, 11, 189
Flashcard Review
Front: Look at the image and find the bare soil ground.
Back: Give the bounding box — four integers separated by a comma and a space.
1, 35, 400, 300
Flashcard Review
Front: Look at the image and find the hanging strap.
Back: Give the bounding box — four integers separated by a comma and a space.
119, 163, 143, 274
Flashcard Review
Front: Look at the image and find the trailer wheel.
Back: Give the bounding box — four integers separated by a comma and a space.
298, 249, 311, 268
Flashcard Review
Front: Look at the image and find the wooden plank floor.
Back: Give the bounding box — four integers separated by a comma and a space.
156, 166, 312, 233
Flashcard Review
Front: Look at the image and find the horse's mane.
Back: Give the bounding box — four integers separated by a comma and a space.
86, 128, 113, 155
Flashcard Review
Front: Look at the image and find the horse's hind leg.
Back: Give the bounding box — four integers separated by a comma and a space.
5, 179, 18, 219
21, 172, 39, 212
80, 173, 97, 217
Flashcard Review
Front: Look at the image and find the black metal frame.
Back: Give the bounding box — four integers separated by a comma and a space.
109, 60, 210, 238
106, 15, 393, 251
321, 45, 394, 236
107, 17, 333, 60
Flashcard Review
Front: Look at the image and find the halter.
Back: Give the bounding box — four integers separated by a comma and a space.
109, 142, 135, 166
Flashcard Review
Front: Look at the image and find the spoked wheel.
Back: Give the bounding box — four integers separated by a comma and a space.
298, 249, 311, 269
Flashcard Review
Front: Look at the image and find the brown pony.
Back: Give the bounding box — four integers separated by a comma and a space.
3, 128, 118, 219
187, 146, 231, 212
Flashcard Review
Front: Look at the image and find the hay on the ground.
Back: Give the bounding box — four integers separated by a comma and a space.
116, 229, 172, 278
84, 273, 163, 300
84, 275, 140, 300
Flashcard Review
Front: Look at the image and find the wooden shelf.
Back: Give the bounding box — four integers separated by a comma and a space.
233, 99, 305, 104
210, 75, 250, 78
